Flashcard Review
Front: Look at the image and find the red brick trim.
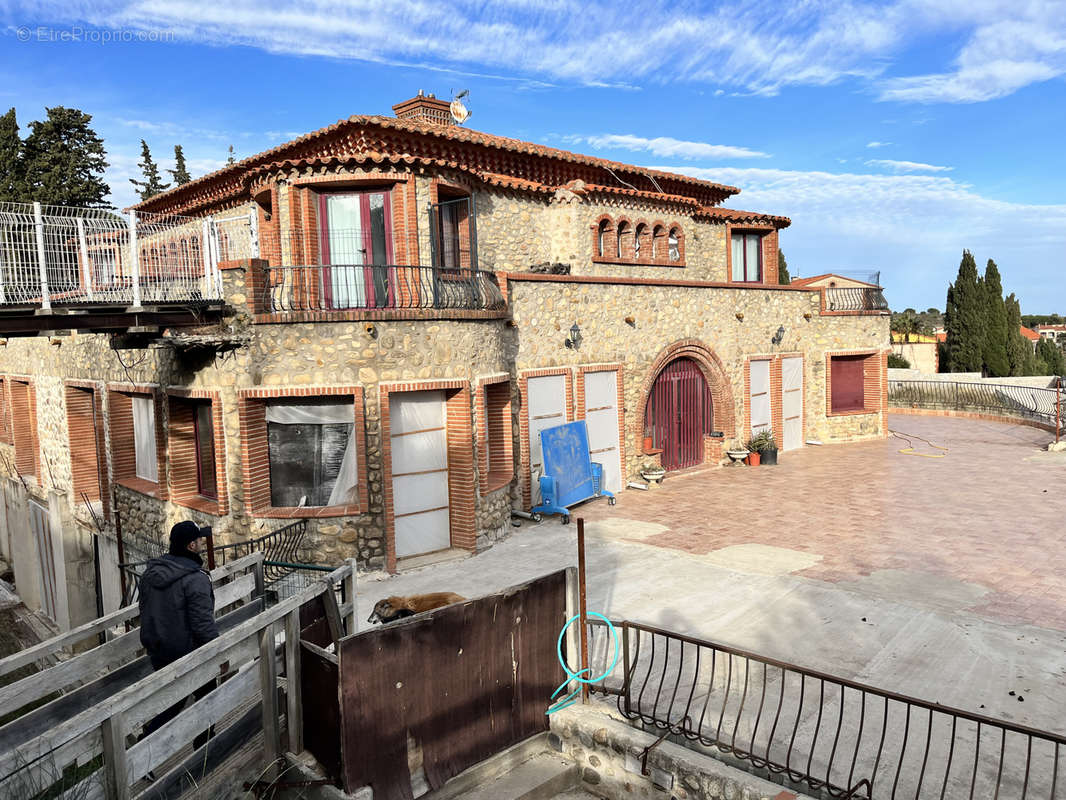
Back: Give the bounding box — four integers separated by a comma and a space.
742, 352, 805, 448
253, 308, 507, 324
826, 349, 886, 418
166, 388, 228, 516
292, 171, 410, 188
517, 368, 575, 509
64, 381, 111, 519
237, 386, 369, 519
501, 271, 817, 292
590, 215, 687, 267
475, 374, 514, 495
635, 341, 736, 468
0, 377, 11, 445
575, 364, 626, 486
106, 382, 168, 501
379, 379, 473, 573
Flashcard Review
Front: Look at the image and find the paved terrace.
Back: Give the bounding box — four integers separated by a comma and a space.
357, 414, 1066, 737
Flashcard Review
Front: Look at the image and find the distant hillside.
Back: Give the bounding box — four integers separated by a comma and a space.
892, 307, 944, 331
1021, 314, 1065, 327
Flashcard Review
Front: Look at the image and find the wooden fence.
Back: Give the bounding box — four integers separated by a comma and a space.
301, 568, 571, 800
0, 552, 358, 799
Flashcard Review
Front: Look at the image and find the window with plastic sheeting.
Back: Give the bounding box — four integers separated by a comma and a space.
266, 400, 357, 508
132, 395, 158, 482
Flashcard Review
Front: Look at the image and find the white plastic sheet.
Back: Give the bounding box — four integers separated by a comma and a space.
265, 400, 357, 506
132, 395, 158, 482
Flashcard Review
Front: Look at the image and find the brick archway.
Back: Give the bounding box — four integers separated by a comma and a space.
636, 340, 737, 457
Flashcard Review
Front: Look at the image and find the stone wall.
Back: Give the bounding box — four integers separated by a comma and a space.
507, 275, 890, 483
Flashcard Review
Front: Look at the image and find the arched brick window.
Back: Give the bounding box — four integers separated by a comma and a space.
616, 220, 631, 260
652, 225, 667, 261
668, 226, 683, 263
596, 218, 612, 258
634, 223, 649, 263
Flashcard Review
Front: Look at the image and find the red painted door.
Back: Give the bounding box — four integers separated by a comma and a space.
645, 358, 713, 471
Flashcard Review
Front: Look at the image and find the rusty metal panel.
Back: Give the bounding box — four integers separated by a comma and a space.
338, 569, 567, 800
300, 642, 341, 781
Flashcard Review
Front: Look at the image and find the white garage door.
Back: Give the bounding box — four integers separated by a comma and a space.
583, 370, 622, 493
526, 374, 569, 505
390, 391, 451, 558
749, 360, 771, 435
782, 357, 804, 451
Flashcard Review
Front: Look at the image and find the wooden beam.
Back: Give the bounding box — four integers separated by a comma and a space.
259, 624, 280, 780
284, 608, 304, 755
100, 711, 130, 800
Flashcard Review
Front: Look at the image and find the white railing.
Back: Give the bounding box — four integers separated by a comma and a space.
0, 202, 258, 310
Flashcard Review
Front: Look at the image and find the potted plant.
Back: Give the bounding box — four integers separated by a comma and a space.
745, 429, 778, 466
639, 459, 666, 484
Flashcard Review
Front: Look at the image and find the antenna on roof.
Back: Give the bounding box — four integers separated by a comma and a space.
450, 89, 471, 125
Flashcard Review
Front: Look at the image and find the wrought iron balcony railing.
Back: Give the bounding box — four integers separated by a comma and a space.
825, 286, 890, 312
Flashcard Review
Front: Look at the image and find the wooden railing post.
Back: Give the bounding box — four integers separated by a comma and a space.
284, 608, 303, 755
344, 559, 358, 635
100, 711, 130, 800
259, 622, 280, 778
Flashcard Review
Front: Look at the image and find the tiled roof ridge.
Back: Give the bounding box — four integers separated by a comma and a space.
133, 114, 742, 213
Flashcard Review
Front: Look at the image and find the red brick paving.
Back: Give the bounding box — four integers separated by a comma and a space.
579, 415, 1066, 630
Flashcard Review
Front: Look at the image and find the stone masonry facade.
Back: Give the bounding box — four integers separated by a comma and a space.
0, 96, 889, 573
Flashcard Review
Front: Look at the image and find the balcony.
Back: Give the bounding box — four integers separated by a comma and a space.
824, 286, 889, 312
0, 202, 229, 335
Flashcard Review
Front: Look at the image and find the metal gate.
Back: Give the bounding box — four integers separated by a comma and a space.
645, 358, 713, 471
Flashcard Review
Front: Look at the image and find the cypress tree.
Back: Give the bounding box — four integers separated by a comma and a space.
777, 249, 790, 284
944, 251, 984, 373
981, 259, 1009, 377
226, 144, 236, 165
129, 139, 170, 201
0, 108, 22, 202
20, 106, 110, 207
169, 144, 191, 185
1004, 293, 1030, 377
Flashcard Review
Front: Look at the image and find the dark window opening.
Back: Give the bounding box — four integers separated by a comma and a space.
193, 402, 217, 499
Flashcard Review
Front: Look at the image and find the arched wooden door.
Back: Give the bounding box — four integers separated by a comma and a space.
644, 358, 713, 471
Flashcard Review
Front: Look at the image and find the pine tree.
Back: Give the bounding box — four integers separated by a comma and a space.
944, 251, 985, 373
226, 144, 236, 165
0, 108, 23, 202
169, 144, 191, 185
1004, 293, 1030, 376
981, 259, 1009, 377
20, 106, 110, 207
129, 140, 170, 201
777, 249, 790, 284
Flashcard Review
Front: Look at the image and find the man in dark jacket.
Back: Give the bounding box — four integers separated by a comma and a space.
139, 521, 220, 740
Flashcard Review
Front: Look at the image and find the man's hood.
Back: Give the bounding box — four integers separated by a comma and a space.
142, 554, 203, 590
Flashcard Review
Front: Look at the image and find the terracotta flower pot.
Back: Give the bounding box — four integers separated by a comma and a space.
643, 436, 654, 452
746, 452, 761, 466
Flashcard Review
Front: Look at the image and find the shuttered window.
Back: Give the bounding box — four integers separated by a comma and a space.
830, 355, 866, 412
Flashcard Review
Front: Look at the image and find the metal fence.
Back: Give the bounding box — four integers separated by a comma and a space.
889, 379, 1064, 432
825, 287, 890, 312
585, 620, 1066, 799
260, 262, 505, 313
0, 201, 234, 309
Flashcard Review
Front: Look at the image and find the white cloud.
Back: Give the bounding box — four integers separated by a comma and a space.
866, 141, 892, 148
865, 158, 954, 172
11, 0, 1063, 102
581, 134, 769, 160
653, 163, 1066, 312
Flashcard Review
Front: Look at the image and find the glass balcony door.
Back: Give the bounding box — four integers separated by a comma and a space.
319, 191, 393, 309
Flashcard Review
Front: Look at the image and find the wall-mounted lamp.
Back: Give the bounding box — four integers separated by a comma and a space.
735, 312, 745, 322
771, 325, 786, 346
564, 322, 583, 350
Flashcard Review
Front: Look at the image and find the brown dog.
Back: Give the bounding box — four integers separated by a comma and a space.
366, 592, 467, 624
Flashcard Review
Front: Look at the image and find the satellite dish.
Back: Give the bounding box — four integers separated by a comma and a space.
450, 90, 471, 125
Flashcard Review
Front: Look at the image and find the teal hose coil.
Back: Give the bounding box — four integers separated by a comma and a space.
546, 612, 620, 715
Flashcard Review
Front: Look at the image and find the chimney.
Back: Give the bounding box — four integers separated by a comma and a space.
392, 90, 454, 126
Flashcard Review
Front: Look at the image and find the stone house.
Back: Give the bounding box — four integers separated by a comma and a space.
0, 93, 889, 619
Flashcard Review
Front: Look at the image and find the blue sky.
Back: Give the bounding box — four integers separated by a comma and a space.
2, 1, 1065, 313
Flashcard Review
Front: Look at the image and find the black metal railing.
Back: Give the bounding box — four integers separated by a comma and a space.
826, 287, 890, 312
259, 263, 505, 313
889, 379, 1064, 432
585, 619, 1066, 799
212, 520, 308, 584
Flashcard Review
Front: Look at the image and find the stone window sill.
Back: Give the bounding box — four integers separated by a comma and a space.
592, 256, 685, 268
115, 476, 160, 499
483, 471, 513, 494
172, 494, 221, 516
249, 503, 365, 519
827, 407, 880, 417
